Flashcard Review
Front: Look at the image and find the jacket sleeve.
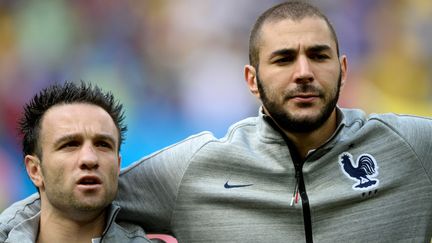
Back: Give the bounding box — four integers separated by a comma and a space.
373, 114, 432, 182
0, 193, 40, 241
114, 132, 215, 233
396, 115, 432, 182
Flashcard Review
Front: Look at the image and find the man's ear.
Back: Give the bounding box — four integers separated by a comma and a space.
339, 55, 348, 90
244, 65, 260, 98
25, 155, 44, 189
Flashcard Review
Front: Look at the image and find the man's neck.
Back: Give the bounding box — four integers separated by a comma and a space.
283, 110, 338, 160
37, 204, 106, 243
264, 109, 338, 160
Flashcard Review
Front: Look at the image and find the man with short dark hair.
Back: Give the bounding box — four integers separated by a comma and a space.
2, 82, 151, 242
1, 2, 431, 243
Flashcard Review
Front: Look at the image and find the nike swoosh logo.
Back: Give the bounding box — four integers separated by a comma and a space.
224, 181, 253, 189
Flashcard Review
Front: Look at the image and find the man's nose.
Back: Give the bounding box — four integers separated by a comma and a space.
79, 144, 99, 170
293, 55, 314, 83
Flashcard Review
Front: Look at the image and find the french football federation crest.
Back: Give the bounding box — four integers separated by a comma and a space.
339, 152, 379, 190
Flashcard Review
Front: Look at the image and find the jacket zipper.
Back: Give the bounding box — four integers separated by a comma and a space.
287, 138, 313, 243
264, 116, 313, 243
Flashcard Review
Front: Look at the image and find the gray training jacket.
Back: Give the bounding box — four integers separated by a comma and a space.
1, 108, 431, 242
2, 202, 151, 243
116, 108, 432, 242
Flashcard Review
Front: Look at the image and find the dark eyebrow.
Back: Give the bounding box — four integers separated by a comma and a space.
53, 134, 82, 148
53, 134, 117, 148
307, 44, 332, 53
269, 45, 332, 60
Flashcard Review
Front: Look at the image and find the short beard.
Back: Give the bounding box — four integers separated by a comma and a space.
257, 70, 341, 133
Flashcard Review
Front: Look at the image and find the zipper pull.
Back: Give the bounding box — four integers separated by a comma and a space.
290, 181, 299, 206
290, 172, 300, 206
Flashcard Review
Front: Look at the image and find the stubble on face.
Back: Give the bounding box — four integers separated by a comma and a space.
34, 103, 121, 225
40, 163, 118, 213
257, 69, 341, 133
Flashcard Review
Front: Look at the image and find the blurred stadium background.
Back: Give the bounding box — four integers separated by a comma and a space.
1, 0, 431, 211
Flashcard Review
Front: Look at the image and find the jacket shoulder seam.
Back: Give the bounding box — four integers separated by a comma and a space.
369, 117, 432, 184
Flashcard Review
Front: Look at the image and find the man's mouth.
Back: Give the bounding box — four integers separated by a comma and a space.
76, 176, 102, 190
289, 93, 320, 102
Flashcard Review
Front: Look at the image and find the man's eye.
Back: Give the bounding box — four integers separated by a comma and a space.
311, 54, 329, 61
274, 56, 294, 64
60, 141, 80, 149
95, 141, 112, 148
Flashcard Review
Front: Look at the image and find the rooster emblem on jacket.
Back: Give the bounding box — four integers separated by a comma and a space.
339, 152, 379, 190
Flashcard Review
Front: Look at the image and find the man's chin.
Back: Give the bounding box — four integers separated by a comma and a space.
288, 110, 322, 122
72, 192, 110, 210
73, 199, 108, 211
276, 108, 333, 133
